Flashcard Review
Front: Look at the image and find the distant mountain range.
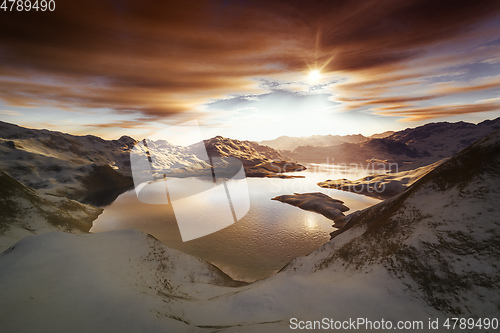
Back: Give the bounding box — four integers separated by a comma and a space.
260, 134, 369, 151
285, 117, 500, 170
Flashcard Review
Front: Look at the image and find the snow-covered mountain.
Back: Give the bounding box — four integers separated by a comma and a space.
1, 127, 498, 331
130, 138, 211, 179
288, 117, 500, 170
320, 125, 500, 316
188, 136, 305, 177
0, 121, 305, 205
0, 121, 136, 205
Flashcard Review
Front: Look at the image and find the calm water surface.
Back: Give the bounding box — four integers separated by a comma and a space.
92, 164, 380, 281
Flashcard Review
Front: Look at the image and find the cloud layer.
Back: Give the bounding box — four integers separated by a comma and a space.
1, 0, 500, 125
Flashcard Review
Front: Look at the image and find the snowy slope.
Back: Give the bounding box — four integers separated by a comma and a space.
0, 230, 245, 333
0, 231, 436, 333
320, 127, 500, 316
0, 121, 136, 205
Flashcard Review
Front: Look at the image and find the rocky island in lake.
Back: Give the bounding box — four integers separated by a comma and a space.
271, 192, 349, 227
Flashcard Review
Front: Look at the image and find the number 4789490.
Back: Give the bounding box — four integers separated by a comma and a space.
1, 0, 55, 12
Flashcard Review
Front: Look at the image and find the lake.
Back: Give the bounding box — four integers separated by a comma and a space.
91, 164, 381, 282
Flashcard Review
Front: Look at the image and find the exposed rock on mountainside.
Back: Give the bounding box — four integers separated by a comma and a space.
272, 192, 349, 226
287, 117, 500, 170
189, 136, 306, 178
74, 164, 136, 205
318, 159, 444, 199
0, 170, 102, 251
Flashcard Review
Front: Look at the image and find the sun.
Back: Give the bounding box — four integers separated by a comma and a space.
308, 69, 321, 82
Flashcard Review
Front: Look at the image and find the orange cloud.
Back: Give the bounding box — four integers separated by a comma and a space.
375, 101, 500, 122
0, 0, 499, 125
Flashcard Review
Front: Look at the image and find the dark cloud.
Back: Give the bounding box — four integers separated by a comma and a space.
0, 0, 500, 121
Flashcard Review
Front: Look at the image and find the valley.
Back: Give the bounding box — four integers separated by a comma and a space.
1, 119, 499, 331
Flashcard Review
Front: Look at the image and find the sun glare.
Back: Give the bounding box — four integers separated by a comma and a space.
308, 69, 321, 82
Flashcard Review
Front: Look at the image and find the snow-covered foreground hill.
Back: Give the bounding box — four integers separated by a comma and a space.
0, 229, 436, 333
0, 230, 246, 333
1, 127, 499, 332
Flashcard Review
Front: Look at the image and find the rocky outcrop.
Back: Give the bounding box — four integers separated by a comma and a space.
272, 192, 349, 226
317, 160, 444, 199
189, 136, 306, 178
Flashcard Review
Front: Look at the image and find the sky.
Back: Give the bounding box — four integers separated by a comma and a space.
1, 0, 500, 142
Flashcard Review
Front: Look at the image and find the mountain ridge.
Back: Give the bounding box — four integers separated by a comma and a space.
260, 133, 369, 151
287, 116, 500, 170
0, 121, 306, 206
